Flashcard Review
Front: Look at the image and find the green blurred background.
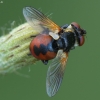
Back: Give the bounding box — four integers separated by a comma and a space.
0, 0, 100, 100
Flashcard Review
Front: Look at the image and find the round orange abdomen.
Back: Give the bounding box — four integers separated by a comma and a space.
30, 34, 57, 60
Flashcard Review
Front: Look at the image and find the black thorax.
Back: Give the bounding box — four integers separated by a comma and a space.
52, 31, 75, 52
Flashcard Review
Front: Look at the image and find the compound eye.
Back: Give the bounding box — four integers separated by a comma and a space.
71, 22, 80, 29
79, 36, 85, 46
71, 22, 86, 46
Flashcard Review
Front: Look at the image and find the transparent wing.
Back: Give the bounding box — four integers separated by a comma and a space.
23, 7, 61, 34
46, 50, 68, 97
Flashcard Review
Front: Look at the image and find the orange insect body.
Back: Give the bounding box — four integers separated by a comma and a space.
30, 34, 57, 60
23, 7, 86, 97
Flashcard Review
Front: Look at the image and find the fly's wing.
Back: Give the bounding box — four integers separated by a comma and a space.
46, 50, 68, 97
23, 7, 61, 39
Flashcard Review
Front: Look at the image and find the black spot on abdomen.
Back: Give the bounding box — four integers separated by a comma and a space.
33, 44, 48, 56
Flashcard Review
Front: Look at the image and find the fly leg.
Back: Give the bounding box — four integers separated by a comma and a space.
41, 60, 48, 65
